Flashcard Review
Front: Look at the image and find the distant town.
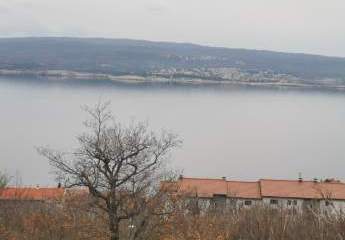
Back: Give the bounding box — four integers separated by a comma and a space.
1, 38, 345, 90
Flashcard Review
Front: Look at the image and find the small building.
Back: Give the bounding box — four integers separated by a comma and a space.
164, 177, 345, 213
0, 186, 65, 210
0, 187, 65, 202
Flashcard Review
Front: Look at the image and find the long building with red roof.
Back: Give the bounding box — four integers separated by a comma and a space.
165, 176, 345, 212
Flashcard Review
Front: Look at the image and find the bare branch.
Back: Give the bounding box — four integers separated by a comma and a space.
37, 101, 181, 240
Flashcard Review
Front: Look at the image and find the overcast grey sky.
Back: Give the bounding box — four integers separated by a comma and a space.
0, 0, 344, 57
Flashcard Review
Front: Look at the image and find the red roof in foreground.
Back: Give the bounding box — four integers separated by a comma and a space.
0, 187, 65, 201
174, 178, 261, 199
260, 179, 345, 200
168, 177, 345, 200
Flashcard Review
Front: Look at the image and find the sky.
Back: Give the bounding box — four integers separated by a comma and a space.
0, 0, 345, 57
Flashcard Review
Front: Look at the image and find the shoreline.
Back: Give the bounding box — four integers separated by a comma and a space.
1, 69, 345, 91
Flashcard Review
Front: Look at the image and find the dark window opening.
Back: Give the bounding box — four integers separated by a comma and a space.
270, 199, 279, 205
213, 194, 227, 209
304, 199, 314, 208
244, 200, 252, 206
288, 200, 298, 206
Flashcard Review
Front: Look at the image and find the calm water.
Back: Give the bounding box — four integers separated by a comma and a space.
1, 76, 345, 185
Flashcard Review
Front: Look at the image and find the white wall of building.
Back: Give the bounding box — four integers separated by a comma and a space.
192, 196, 345, 213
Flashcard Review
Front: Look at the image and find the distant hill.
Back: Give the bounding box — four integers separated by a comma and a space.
1, 37, 345, 85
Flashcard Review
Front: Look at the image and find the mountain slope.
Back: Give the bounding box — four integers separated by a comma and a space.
1, 37, 345, 81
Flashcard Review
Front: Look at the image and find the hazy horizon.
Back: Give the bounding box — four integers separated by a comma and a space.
0, 0, 345, 57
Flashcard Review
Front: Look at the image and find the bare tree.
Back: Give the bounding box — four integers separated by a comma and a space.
38, 102, 181, 240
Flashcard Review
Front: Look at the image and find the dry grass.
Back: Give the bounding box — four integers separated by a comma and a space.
1, 197, 345, 240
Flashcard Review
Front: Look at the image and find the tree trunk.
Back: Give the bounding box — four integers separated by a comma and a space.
109, 213, 120, 240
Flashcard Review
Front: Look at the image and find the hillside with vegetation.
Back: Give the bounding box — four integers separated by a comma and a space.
1, 37, 345, 88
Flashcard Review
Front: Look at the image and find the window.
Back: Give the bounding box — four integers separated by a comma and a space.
213, 194, 226, 209
270, 199, 279, 205
288, 200, 298, 206
304, 199, 313, 208
325, 201, 333, 207
244, 200, 252, 206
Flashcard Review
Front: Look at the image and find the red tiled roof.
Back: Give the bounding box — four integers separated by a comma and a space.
169, 177, 345, 200
176, 178, 261, 199
227, 181, 261, 199
0, 187, 65, 201
178, 178, 227, 198
260, 179, 345, 200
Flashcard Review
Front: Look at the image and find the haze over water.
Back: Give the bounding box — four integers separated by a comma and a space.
1, 76, 345, 185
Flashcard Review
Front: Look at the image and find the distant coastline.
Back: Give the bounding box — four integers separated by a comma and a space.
1, 38, 345, 91
1, 69, 345, 91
